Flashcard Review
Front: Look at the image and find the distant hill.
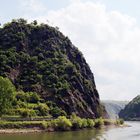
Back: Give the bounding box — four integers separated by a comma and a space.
119, 95, 140, 120
102, 100, 128, 119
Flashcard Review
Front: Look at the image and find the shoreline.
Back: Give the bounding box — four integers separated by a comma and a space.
0, 128, 44, 134
0, 117, 125, 134
0, 124, 127, 134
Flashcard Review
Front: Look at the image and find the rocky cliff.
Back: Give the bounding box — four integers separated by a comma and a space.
0, 19, 103, 118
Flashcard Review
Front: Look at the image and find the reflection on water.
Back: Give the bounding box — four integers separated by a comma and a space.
0, 121, 140, 140
101, 121, 140, 140
0, 128, 104, 140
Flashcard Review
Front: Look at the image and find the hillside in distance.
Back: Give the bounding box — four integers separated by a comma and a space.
119, 95, 140, 120
102, 100, 128, 119
0, 19, 103, 118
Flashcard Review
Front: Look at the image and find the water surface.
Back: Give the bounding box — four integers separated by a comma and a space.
101, 121, 140, 140
0, 121, 139, 140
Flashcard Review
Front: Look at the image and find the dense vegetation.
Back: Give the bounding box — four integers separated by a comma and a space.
0, 77, 15, 116
0, 19, 103, 118
0, 115, 123, 131
119, 95, 140, 120
0, 76, 67, 118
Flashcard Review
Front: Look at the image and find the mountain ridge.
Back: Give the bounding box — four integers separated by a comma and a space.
119, 95, 140, 120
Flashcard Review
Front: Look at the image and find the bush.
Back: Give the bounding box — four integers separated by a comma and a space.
40, 121, 48, 129
116, 119, 124, 125
50, 107, 67, 117
18, 109, 36, 118
16, 91, 40, 103
104, 119, 113, 125
16, 91, 28, 102
16, 100, 27, 108
37, 104, 50, 116
27, 92, 40, 103
55, 116, 72, 130
120, 119, 124, 125
87, 119, 95, 128
0, 76, 15, 116
70, 114, 83, 129
0, 121, 47, 129
94, 118, 104, 128
81, 119, 88, 128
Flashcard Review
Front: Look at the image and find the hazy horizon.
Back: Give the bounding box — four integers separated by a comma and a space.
1, 0, 140, 101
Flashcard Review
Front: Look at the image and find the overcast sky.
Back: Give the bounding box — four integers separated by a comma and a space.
1, 0, 140, 101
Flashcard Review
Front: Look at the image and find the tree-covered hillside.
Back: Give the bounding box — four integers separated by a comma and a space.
0, 19, 103, 118
119, 95, 140, 120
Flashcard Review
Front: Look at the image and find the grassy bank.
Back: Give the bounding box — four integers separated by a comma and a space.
0, 115, 124, 133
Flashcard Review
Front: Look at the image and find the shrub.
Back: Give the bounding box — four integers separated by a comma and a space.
104, 119, 113, 125
16, 91, 28, 102
81, 119, 88, 128
70, 114, 83, 129
55, 116, 72, 130
119, 119, 124, 125
116, 119, 124, 125
40, 121, 48, 129
27, 92, 40, 103
18, 109, 36, 118
50, 107, 67, 117
37, 104, 50, 116
87, 119, 95, 128
0, 76, 15, 116
16, 100, 27, 108
94, 118, 104, 128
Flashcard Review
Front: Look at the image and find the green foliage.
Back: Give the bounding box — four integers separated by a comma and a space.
0, 116, 123, 131
16, 91, 28, 102
70, 114, 83, 129
55, 116, 72, 130
16, 91, 40, 103
27, 92, 40, 103
103, 119, 113, 125
94, 118, 104, 127
18, 108, 36, 118
50, 107, 67, 117
87, 119, 95, 128
115, 119, 124, 125
0, 121, 47, 129
0, 19, 101, 118
37, 103, 50, 116
0, 76, 15, 116
119, 119, 124, 125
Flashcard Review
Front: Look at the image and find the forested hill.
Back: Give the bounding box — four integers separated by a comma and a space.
0, 19, 103, 118
119, 95, 140, 120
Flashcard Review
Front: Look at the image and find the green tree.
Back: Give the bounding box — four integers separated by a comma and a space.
0, 76, 15, 116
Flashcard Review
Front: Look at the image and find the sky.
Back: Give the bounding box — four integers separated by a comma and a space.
1, 0, 140, 101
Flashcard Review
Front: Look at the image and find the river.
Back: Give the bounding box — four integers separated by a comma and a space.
0, 121, 139, 140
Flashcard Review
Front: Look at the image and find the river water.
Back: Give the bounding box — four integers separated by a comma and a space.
0, 121, 139, 140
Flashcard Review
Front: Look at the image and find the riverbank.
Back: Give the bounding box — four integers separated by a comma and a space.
0, 128, 43, 134
0, 116, 124, 134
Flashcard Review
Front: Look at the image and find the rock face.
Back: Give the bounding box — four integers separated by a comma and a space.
119, 95, 140, 120
102, 100, 128, 119
0, 19, 103, 118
